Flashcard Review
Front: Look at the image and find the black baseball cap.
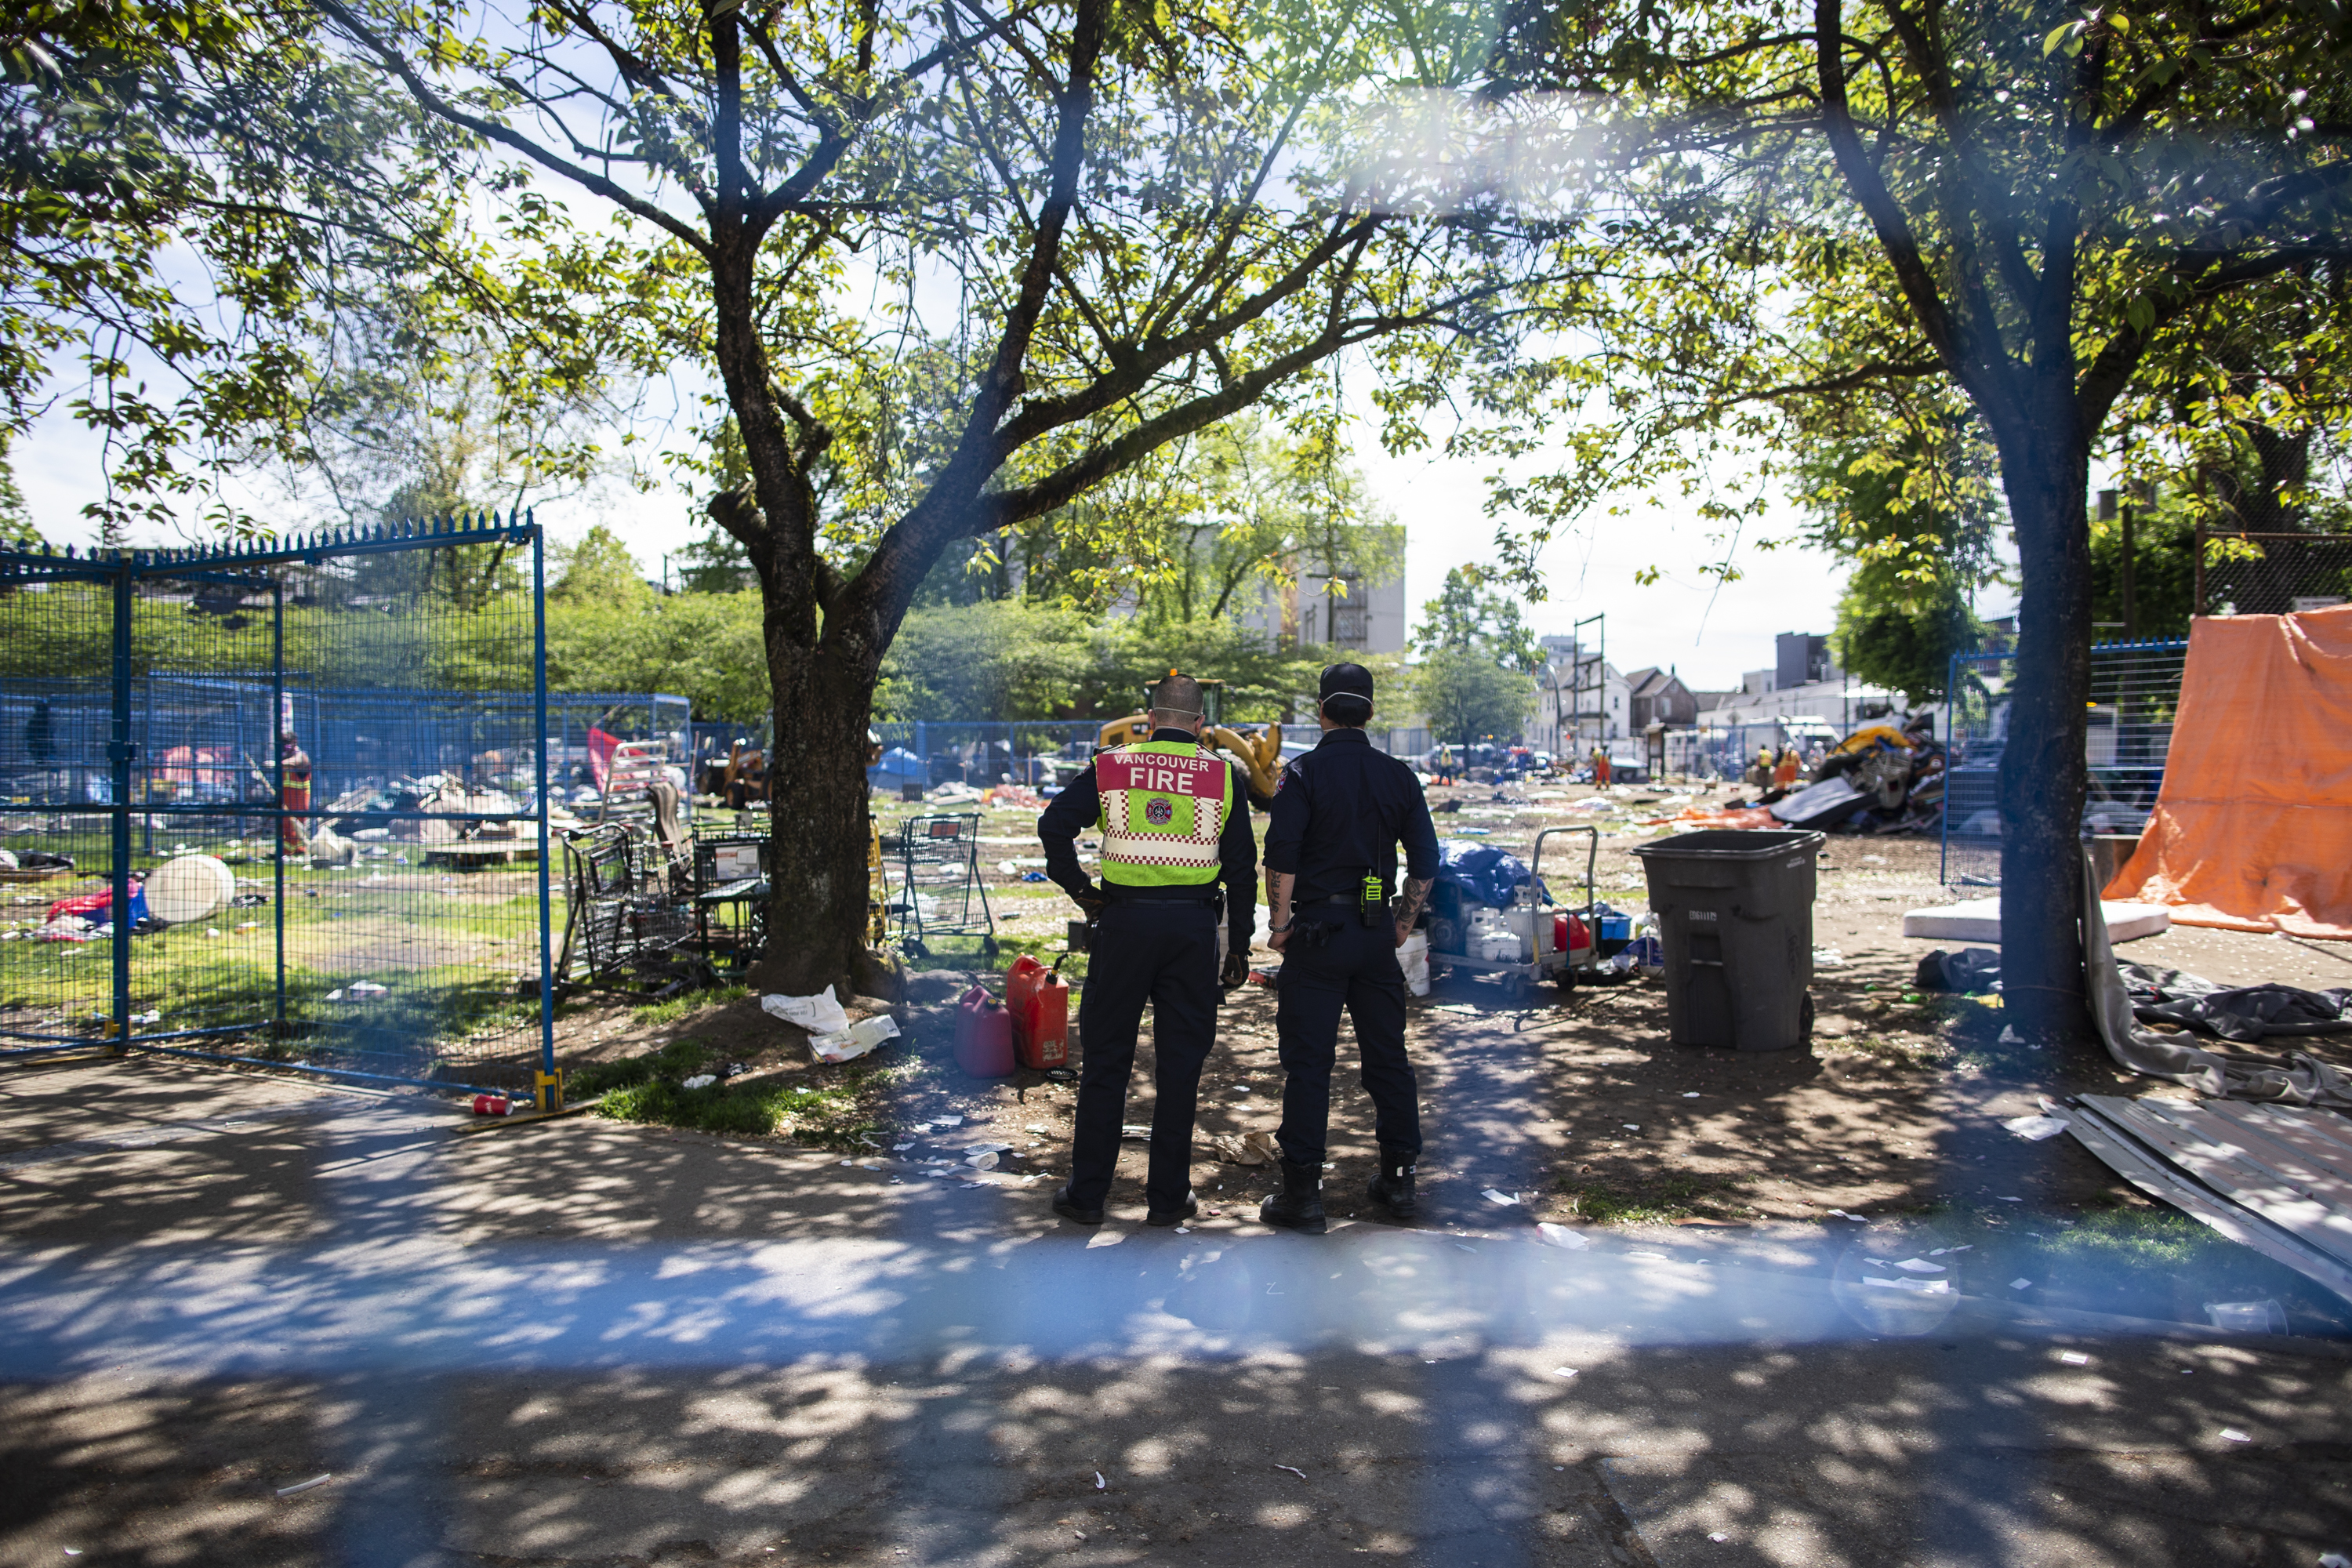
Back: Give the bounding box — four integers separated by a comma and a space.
1319, 662, 1374, 720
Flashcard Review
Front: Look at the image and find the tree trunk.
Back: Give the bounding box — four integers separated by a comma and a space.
1992, 421, 2094, 1044
754, 622, 884, 1000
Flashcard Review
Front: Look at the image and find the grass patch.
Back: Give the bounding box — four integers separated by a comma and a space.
577, 1034, 881, 1148
629, 983, 749, 1028
1552, 1172, 1743, 1225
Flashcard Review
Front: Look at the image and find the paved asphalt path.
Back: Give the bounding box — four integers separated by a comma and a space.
2, 1042, 2350, 1567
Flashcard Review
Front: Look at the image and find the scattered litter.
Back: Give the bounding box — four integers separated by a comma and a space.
1120, 1123, 1152, 1141
1482, 1189, 1521, 1207
2060, 1352, 2090, 1365
1551, 1367, 1578, 1378
1682, 1091, 1700, 1098
965, 1150, 1000, 1171
2220, 1428, 2252, 1443
1621, 1123, 1640, 1131
1996, 1196, 2023, 1203
1174, 1226, 1189, 1234
1862, 855, 1886, 864
1624, 1249, 1669, 1261
2003, 1113, 2070, 1142
1454, 1243, 1477, 1254
808, 1013, 899, 1065
276, 1473, 332, 1497
1232, 1083, 1252, 1094
1863, 1276, 1951, 1294
2011, 1278, 2033, 1290
2318, 1555, 2349, 1568
681, 1074, 717, 1090
1927, 1246, 1974, 1256
1890, 1258, 1946, 1273
892, 1142, 915, 1152
1812, 948, 1847, 967
1710, 1532, 1730, 1542
959, 1181, 985, 1189
345, 979, 387, 998
1272, 1465, 1306, 1480
761, 985, 851, 1033
1825, 1209, 1867, 1221
936, 1113, 964, 1127
1205, 1130, 1281, 1166
1534, 1223, 1590, 1251
1094, 1471, 1106, 1490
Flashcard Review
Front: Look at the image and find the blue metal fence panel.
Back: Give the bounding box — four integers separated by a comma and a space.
0, 518, 564, 1096
1940, 638, 2189, 888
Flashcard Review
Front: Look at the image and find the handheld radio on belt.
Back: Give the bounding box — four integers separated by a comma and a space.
1359, 872, 1384, 927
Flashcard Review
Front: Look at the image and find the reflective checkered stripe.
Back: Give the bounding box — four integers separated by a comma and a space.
1096, 742, 1230, 887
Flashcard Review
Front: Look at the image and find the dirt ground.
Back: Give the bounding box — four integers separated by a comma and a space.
543, 782, 2352, 1281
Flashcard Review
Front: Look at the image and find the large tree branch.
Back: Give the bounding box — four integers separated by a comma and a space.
1809, 0, 1991, 405
993, 214, 1385, 449
953, 0, 1106, 446
312, 0, 713, 258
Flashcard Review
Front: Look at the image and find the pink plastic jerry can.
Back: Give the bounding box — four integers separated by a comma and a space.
954, 985, 1016, 1078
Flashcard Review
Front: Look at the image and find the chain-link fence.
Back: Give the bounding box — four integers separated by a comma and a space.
0, 517, 557, 1096
1940, 638, 2188, 888
2198, 528, 2352, 616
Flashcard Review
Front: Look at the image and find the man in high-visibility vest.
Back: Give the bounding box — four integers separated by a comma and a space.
1039, 673, 1257, 1226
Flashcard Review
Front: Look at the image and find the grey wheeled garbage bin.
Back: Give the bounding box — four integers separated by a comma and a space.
1630, 829, 1824, 1051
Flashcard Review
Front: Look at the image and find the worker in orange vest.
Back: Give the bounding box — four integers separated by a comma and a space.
1773, 746, 1800, 789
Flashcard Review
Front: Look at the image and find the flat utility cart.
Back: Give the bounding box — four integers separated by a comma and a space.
690, 832, 769, 973
1422, 826, 1617, 1002
891, 811, 996, 960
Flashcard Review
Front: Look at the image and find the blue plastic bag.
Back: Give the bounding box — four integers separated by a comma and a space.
1435, 839, 1532, 909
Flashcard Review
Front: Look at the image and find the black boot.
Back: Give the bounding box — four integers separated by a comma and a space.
1258, 1158, 1327, 1235
1367, 1147, 1418, 1221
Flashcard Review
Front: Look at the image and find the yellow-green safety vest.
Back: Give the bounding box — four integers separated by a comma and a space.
1095, 740, 1232, 887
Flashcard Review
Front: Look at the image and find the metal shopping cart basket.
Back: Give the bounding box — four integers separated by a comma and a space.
891, 812, 996, 960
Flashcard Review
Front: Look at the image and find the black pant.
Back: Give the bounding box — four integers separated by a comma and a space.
1275, 916, 1419, 1167
1068, 900, 1219, 1211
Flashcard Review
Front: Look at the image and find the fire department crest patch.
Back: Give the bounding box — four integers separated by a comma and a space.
1144, 796, 1174, 826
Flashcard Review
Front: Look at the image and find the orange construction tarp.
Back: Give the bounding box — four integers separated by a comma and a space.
2103, 603, 2352, 938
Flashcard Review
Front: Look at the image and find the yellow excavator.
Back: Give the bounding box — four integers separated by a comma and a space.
1095, 671, 1284, 808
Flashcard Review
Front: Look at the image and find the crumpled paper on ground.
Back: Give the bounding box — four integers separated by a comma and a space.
763, 985, 851, 1033
1202, 1130, 1282, 1165
807, 1012, 899, 1065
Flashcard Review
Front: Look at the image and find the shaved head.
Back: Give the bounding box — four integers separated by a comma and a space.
1151, 673, 1204, 729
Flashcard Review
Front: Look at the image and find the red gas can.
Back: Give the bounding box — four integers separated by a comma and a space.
1026, 968, 1070, 1070
1556, 913, 1592, 955
954, 985, 1015, 1078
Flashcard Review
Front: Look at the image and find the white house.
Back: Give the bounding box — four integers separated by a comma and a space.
1534, 636, 1630, 751
1233, 566, 1408, 655
1690, 633, 1924, 735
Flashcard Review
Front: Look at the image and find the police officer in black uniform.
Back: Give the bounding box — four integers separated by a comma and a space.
1038, 674, 1257, 1227
1258, 662, 1440, 1234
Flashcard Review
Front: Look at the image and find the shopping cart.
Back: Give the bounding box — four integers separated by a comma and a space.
891, 812, 996, 960
557, 822, 698, 988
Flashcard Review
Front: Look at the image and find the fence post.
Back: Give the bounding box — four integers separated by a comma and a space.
272, 578, 286, 1036
530, 518, 557, 1107
1940, 648, 1958, 887
110, 556, 134, 1047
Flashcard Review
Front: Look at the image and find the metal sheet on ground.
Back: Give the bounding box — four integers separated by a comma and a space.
2066, 1096, 2352, 1305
